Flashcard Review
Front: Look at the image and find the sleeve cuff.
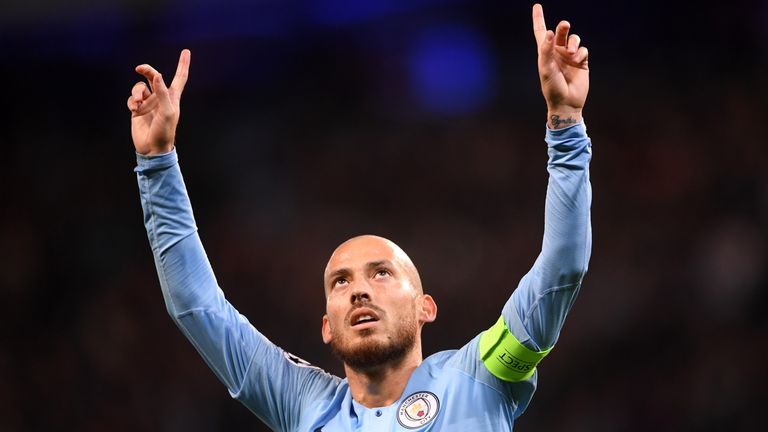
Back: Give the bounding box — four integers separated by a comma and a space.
546, 120, 586, 138
545, 121, 588, 149
134, 147, 178, 174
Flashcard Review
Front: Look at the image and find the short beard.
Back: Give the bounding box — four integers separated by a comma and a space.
330, 317, 417, 373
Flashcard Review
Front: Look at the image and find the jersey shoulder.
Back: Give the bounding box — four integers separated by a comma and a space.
423, 335, 537, 413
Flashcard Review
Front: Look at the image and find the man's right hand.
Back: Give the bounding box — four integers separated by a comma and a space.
127, 49, 190, 155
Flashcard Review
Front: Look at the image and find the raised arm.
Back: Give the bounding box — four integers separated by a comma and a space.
500, 3, 592, 355
128, 51, 338, 431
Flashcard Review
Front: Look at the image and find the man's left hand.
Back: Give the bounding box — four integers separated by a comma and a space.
532, 4, 589, 128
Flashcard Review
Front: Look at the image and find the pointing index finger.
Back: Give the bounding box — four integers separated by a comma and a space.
170, 49, 191, 94
532, 3, 547, 47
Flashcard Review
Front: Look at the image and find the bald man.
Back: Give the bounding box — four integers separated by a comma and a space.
130, 4, 591, 430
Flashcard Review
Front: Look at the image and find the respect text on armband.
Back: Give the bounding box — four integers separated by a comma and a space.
496, 349, 535, 373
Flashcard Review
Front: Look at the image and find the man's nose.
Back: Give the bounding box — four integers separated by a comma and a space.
350, 283, 372, 304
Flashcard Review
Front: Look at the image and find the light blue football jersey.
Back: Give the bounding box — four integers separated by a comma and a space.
135, 123, 592, 431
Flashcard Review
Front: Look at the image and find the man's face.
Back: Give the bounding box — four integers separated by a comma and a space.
321, 236, 435, 370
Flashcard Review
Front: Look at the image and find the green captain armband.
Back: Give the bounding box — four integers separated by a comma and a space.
479, 315, 552, 382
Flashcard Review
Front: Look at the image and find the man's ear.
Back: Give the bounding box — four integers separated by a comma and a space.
418, 294, 437, 323
321, 314, 332, 344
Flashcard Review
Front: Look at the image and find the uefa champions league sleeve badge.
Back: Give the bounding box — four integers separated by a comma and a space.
397, 391, 440, 429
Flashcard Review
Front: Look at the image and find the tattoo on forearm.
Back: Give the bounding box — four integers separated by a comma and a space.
550, 115, 578, 129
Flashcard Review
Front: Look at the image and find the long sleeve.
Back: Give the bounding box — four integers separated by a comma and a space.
502, 122, 592, 352
135, 149, 339, 431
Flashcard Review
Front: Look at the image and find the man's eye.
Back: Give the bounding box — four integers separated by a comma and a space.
334, 278, 348, 287
375, 269, 390, 278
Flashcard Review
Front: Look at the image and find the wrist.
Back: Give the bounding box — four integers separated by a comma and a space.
546, 109, 582, 129
136, 138, 175, 156
144, 144, 175, 156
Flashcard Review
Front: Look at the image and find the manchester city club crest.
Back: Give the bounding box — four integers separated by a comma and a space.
397, 391, 440, 429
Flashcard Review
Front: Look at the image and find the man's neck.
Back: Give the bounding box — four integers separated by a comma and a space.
344, 346, 423, 408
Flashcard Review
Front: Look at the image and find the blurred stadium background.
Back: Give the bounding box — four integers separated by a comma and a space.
1, 0, 766, 430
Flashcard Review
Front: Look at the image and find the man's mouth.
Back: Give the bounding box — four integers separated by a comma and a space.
349, 308, 381, 328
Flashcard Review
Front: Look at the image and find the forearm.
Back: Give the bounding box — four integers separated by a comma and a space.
503, 122, 592, 350
539, 121, 592, 280
135, 150, 261, 392
134, 150, 338, 426
135, 149, 215, 315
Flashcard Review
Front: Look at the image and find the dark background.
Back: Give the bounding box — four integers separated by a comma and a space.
1, 0, 766, 430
